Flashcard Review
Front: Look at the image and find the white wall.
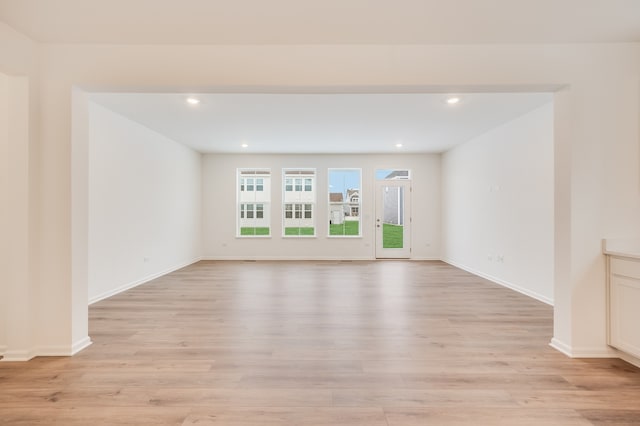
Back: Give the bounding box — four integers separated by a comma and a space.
203, 154, 441, 259
88, 102, 202, 303
0, 72, 8, 355
442, 103, 554, 304
0, 70, 32, 360
0, 23, 39, 361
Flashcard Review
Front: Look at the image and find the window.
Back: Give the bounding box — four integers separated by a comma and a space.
239, 203, 264, 220
240, 176, 267, 193
328, 169, 361, 237
375, 169, 411, 180
237, 169, 270, 236
283, 169, 316, 236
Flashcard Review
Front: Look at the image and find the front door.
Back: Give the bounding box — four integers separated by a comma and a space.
375, 180, 411, 258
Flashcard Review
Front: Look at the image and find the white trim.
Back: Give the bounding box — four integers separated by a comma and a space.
201, 256, 441, 261
442, 258, 554, 306
550, 337, 619, 358
0, 338, 92, 362
616, 349, 640, 368
202, 256, 373, 261
35, 345, 73, 357
570, 346, 619, 358
32, 342, 91, 357
71, 336, 92, 355
0, 349, 35, 362
549, 337, 573, 357
0, 345, 6, 356
89, 257, 201, 305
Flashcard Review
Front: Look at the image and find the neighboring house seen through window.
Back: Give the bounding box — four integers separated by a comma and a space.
328, 169, 362, 237
283, 169, 316, 236
237, 169, 271, 236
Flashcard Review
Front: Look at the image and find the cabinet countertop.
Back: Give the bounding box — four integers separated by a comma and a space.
603, 238, 640, 260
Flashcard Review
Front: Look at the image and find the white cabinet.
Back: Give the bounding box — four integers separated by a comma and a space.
608, 256, 640, 358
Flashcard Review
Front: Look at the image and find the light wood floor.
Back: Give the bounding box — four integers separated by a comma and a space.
1, 260, 639, 425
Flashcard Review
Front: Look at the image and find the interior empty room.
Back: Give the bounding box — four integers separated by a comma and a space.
1, 1, 640, 425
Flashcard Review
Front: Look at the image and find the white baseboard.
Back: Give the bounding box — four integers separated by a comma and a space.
442, 258, 553, 306
550, 337, 619, 358
34, 338, 93, 357
202, 255, 373, 261
570, 347, 618, 358
0, 349, 35, 362
202, 256, 441, 261
0, 337, 92, 362
549, 337, 573, 357
36, 345, 74, 357
616, 350, 640, 369
1, 346, 81, 361
89, 257, 201, 305
71, 336, 92, 355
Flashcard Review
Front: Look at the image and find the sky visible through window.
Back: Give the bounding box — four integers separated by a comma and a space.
329, 169, 360, 195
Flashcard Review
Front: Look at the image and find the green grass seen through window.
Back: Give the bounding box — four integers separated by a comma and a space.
383, 223, 403, 248
329, 220, 359, 236
240, 227, 270, 236
284, 227, 315, 236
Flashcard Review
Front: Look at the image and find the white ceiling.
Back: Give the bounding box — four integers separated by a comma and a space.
89, 92, 553, 154
1, 0, 639, 44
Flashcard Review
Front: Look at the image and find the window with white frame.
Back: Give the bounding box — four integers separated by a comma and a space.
238, 169, 270, 236
375, 169, 411, 180
328, 169, 361, 236
283, 169, 315, 236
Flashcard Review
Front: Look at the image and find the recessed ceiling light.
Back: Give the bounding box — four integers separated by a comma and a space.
241, 143, 249, 148
447, 97, 460, 105
186, 97, 200, 105
395, 143, 403, 148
